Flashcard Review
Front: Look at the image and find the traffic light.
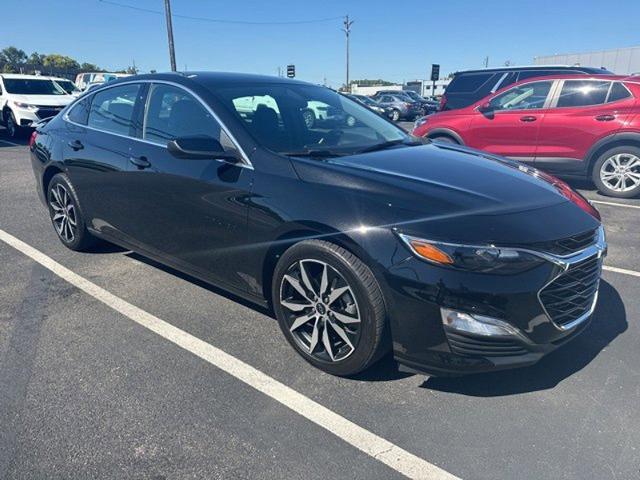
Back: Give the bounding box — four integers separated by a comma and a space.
287, 65, 295, 78
431, 64, 440, 81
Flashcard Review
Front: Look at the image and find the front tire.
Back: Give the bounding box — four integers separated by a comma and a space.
272, 240, 388, 376
592, 146, 640, 198
390, 109, 400, 122
47, 173, 97, 251
5, 110, 21, 139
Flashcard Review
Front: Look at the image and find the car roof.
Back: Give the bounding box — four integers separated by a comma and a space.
512, 73, 638, 84
0, 74, 60, 80
454, 65, 611, 75
106, 71, 316, 88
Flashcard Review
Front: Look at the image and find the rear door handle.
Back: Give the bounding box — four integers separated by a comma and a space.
129, 155, 151, 169
595, 114, 615, 121
68, 140, 84, 151
520, 115, 537, 122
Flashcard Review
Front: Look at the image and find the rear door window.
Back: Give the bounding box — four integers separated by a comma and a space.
556, 80, 610, 108
88, 84, 141, 136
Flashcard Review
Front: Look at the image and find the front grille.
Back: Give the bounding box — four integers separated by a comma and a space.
446, 331, 528, 357
35, 106, 64, 119
528, 229, 597, 257
539, 255, 601, 328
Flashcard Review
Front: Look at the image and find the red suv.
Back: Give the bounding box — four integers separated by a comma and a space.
413, 74, 640, 198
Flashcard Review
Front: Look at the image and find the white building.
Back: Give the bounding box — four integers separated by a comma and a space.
349, 84, 403, 96
405, 79, 451, 98
534, 46, 640, 75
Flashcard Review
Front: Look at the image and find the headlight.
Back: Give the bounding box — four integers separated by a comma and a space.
12, 101, 36, 110
414, 116, 428, 128
398, 234, 544, 274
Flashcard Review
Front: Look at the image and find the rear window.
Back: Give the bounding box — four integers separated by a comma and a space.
67, 96, 91, 125
608, 82, 632, 103
447, 73, 494, 93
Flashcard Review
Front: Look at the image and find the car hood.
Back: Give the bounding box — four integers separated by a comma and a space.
293, 143, 599, 244
9, 94, 74, 106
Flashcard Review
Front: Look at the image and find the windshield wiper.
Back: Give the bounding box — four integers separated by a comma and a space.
356, 139, 423, 154
282, 150, 347, 158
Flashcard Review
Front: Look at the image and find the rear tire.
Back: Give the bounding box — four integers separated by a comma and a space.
390, 109, 400, 122
272, 240, 389, 376
592, 146, 640, 198
47, 173, 98, 251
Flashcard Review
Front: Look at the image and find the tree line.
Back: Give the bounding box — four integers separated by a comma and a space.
0, 46, 138, 79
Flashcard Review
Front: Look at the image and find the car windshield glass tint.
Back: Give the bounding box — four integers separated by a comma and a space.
3, 79, 67, 95
216, 83, 408, 156
55, 81, 79, 94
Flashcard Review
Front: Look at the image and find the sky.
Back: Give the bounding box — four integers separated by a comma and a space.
2, 0, 640, 88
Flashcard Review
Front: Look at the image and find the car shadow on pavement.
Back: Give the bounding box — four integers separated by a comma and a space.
125, 251, 274, 317
422, 280, 627, 396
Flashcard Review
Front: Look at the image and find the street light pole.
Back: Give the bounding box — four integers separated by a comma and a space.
343, 15, 354, 91
164, 0, 177, 71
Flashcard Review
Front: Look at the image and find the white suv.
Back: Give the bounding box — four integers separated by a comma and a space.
0, 74, 76, 138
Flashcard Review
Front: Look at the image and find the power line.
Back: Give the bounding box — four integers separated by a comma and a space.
98, 0, 343, 25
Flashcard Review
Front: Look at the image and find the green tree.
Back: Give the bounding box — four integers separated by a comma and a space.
42, 54, 80, 74
80, 62, 102, 72
0, 46, 27, 72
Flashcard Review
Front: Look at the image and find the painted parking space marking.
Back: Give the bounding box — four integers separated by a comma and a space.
0, 139, 21, 147
0, 228, 459, 480
603, 265, 640, 278
591, 200, 640, 210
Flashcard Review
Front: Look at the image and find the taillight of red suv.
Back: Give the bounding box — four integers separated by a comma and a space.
439, 94, 447, 111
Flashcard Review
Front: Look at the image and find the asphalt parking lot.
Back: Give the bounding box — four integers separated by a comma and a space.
1, 128, 639, 480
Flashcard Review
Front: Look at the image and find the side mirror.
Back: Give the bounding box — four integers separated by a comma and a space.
168, 137, 239, 162
477, 102, 493, 114
477, 102, 495, 118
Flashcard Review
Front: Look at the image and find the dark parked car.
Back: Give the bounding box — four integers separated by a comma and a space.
30, 72, 606, 377
442, 65, 612, 111
400, 90, 440, 115
345, 93, 389, 116
371, 93, 422, 121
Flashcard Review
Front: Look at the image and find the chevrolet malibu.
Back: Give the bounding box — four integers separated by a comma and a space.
30, 72, 607, 376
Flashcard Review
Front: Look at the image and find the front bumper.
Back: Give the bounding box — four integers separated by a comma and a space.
384, 228, 607, 376
14, 106, 65, 127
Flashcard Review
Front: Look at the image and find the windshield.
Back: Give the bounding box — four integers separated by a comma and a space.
3, 78, 68, 95
54, 80, 80, 94
404, 91, 421, 100
216, 83, 409, 156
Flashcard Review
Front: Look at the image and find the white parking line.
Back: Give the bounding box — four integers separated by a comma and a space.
603, 265, 640, 278
0, 139, 21, 147
0, 228, 459, 480
591, 200, 640, 210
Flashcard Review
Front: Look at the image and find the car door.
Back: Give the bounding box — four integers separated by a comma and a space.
62, 82, 146, 243
535, 80, 636, 175
466, 80, 555, 160
122, 82, 253, 291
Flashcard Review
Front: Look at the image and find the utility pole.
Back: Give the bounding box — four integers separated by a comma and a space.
343, 15, 354, 91
164, 0, 177, 71
484, 56, 489, 68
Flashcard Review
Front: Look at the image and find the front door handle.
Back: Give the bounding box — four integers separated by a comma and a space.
595, 114, 615, 122
68, 139, 84, 151
129, 155, 151, 169
520, 115, 537, 122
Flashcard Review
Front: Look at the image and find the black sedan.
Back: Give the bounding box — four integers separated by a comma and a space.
30, 72, 606, 376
